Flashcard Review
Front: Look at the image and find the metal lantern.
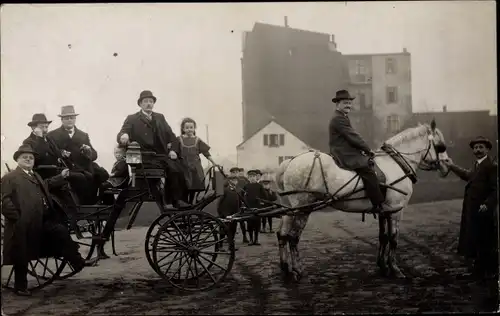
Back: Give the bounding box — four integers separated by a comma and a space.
126, 141, 142, 165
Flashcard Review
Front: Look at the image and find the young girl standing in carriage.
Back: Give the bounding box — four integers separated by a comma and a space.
178, 118, 219, 204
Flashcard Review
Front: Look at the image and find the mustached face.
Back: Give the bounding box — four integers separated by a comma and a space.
139, 98, 155, 113
472, 143, 489, 159
336, 99, 353, 114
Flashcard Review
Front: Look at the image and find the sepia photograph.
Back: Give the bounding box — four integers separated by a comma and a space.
1, 1, 498, 315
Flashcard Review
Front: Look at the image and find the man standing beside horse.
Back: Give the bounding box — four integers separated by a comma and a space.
117, 90, 190, 208
329, 90, 385, 214
442, 136, 498, 280
47, 105, 109, 205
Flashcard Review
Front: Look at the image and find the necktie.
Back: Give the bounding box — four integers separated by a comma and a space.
474, 161, 479, 171
28, 170, 34, 177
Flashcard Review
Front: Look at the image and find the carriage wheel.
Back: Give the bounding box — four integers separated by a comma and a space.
145, 213, 173, 273
151, 210, 235, 292
1, 214, 66, 292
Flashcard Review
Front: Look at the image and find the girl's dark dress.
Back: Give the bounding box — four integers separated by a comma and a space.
178, 135, 211, 191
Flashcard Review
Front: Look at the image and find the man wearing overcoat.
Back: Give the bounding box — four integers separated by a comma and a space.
117, 90, 190, 208
47, 105, 109, 204
443, 136, 498, 279
329, 90, 385, 213
1, 144, 97, 296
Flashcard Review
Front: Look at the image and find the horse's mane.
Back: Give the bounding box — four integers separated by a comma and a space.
385, 124, 429, 147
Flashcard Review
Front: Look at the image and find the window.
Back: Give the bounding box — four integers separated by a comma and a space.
386, 86, 398, 103
354, 60, 365, 75
278, 156, 295, 165
263, 133, 285, 147
386, 58, 397, 74
358, 92, 366, 109
386, 115, 400, 134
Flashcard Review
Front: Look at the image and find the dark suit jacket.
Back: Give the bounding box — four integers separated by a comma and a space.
329, 110, 371, 169
48, 126, 98, 169
22, 133, 63, 178
452, 156, 498, 257
1, 167, 65, 265
117, 111, 180, 155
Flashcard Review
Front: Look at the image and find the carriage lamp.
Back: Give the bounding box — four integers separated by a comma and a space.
126, 142, 142, 165
126, 141, 142, 187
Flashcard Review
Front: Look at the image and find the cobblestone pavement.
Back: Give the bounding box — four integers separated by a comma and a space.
2, 199, 498, 315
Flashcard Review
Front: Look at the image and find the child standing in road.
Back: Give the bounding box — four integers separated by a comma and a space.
260, 177, 278, 233
216, 175, 240, 251
178, 118, 219, 204
243, 169, 267, 246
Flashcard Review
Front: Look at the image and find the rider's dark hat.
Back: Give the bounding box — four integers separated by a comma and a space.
254, 169, 262, 175
229, 167, 239, 173
469, 136, 493, 149
137, 90, 157, 105
332, 90, 355, 103
27, 113, 52, 127
13, 144, 36, 161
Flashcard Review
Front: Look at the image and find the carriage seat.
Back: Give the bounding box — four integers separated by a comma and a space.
134, 168, 165, 179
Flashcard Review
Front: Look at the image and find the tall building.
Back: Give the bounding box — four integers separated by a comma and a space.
345, 50, 413, 147
239, 20, 413, 169
241, 19, 349, 153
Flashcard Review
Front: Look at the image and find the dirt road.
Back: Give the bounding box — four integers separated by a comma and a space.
2, 199, 497, 315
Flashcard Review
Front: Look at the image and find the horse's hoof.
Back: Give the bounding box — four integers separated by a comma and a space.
279, 262, 290, 274
291, 269, 302, 282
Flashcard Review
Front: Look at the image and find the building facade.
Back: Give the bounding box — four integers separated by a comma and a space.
241, 21, 413, 155
236, 120, 310, 171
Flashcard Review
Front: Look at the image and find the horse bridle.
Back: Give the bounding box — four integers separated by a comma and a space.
391, 134, 445, 171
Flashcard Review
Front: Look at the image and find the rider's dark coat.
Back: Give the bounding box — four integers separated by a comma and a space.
453, 155, 498, 260
329, 110, 372, 169
1, 167, 65, 265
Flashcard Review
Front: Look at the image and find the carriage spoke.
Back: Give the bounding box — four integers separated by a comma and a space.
193, 256, 217, 283
158, 252, 183, 271
167, 254, 190, 282
29, 261, 43, 286
158, 233, 185, 248
197, 238, 227, 250
197, 253, 228, 272
170, 220, 190, 244
191, 221, 216, 242
195, 224, 219, 245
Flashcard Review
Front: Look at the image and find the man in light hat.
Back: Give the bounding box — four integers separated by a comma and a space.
442, 136, 498, 280
48, 105, 109, 204
329, 90, 385, 215
2, 144, 98, 296
117, 90, 190, 208
22, 113, 87, 239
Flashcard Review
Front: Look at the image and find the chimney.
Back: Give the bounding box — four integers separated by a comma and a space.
443, 105, 447, 112
403, 47, 407, 53
284, 16, 288, 27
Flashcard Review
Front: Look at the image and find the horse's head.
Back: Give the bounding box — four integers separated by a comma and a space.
420, 119, 450, 177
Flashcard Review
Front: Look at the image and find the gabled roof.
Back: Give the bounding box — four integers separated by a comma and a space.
236, 119, 309, 149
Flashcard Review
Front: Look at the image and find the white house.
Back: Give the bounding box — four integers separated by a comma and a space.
236, 120, 310, 172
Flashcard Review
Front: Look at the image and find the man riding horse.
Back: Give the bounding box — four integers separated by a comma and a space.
47, 105, 110, 204
329, 89, 385, 214
117, 90, 190, 208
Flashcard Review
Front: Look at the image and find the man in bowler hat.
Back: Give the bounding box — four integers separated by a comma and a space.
329, 90, 385, 214
117, 90, 190, 208
2, 144, 97, 296
442, 136, 498, 279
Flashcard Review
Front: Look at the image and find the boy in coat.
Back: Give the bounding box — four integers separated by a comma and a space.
216, 175, 240, 251
260, 177, 278, 233
2, 144, 98, 296
242, 170, 267, 245
233, 167, 249, 243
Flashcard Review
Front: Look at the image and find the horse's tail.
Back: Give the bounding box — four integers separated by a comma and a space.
275, 158, 292, 191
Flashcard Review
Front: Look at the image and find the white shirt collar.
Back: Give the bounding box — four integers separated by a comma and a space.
477, 155, 488, 165
141, 110, 153, 118
21, 168, 33, 175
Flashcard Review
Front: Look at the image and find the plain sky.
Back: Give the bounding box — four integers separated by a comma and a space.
1, 2, 497, 171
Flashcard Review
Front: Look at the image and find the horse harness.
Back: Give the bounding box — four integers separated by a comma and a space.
281, 137, 443, 221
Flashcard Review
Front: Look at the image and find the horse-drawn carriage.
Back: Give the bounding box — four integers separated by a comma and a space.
2, 120, 451, 292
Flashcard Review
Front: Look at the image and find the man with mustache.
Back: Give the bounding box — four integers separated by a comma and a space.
117, 90, 190, 208
329, 90, 385, 215
443, 136, 498, 280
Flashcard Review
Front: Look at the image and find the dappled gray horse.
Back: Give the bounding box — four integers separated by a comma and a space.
275, 120, 450, 281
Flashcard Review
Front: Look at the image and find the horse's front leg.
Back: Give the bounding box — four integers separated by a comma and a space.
377, 214, 389, 277
288, 212, 310, 282
387, 214, 406, 279
277, 215, 292, 275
